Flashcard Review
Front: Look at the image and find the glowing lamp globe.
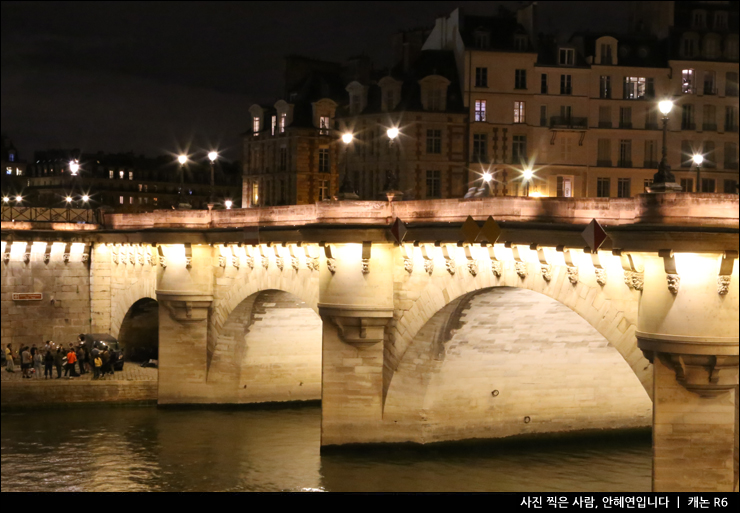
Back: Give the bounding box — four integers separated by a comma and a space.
178, 155, 187, 165
692, 154, 704, 166
387, 127, 399, 140
208, 151, 218, 162
341, 133, 353, 144
658, 100, 673, 115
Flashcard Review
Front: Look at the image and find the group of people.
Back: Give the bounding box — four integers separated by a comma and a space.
3, 335, 118, 380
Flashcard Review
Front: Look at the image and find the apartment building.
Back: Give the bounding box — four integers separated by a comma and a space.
422, 1, 739, 197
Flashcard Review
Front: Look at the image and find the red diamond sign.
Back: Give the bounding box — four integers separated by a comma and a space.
582, 219, 608, 252
390, 217, 407, 244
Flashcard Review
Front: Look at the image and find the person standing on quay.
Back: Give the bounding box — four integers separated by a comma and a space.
76, 345, 85, 375
44, 347, 54, 379
65, 347, 78, 378
53, 347, 64, 379
5, 344, 14, 373
33, 349, 43, 379
21, 346, 32, 379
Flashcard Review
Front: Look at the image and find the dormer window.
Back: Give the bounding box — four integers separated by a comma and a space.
600, 44, 613, 65
704, 35, 720, 59
319, 116, 331, 135
682, 35, 698, 58
559, 48, 575, 66
474, 30, 490, 49
279, 113, 286, 133
692, 10, 706, 30
419, 75, 450, 112
271, 116, 276, 136
253, 117, 260, 135
714, 11, 728, 30
515, 35, 528, 51
379, 76, 401, 112
350, 94, 361, 114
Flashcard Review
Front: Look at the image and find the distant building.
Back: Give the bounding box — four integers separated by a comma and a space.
1, 137, 27, 202
19, 150, 241, 211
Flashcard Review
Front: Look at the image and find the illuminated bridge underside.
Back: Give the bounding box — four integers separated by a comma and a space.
383, 287, 652, 444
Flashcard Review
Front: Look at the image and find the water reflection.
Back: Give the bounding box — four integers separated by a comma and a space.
1, 406, 650, 492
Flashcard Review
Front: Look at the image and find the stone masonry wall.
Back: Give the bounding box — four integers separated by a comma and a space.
1, 380, 157, 409
1, 242, 91, 350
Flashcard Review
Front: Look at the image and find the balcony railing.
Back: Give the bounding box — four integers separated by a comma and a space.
619, 122, 633, 129
645, 122, 660, 130
549, 116, 587, 129
598, 121, 612, 128
702, 123, 717, 131
681, 122, 696, 130
726, 125, 739, 133
596, 160, 612, 167
703, 86, 717, 95
725, 162, 739, 170
618, 160, 633, 168
643, 161, 659, 169
1, 207, 98, 223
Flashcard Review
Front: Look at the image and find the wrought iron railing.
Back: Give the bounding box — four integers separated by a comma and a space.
1, 207, 98, 223
549, 116, 588, 129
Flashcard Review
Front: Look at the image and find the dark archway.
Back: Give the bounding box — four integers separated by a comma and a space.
118, 298, 159, 362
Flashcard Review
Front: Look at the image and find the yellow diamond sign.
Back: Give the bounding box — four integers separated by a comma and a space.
461, 216, 481, 244
476, 216, 502, 243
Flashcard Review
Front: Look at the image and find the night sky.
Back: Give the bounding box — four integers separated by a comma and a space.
1, 1, 630, 161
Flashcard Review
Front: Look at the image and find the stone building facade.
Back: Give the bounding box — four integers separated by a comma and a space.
421, 1, 739, 198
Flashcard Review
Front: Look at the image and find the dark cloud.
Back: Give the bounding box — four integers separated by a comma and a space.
1, 1, 630, 160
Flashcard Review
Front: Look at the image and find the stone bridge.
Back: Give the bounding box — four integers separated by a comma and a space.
1, 194, 738, 492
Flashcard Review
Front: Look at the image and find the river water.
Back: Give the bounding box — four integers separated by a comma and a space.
1, 405, 651, 492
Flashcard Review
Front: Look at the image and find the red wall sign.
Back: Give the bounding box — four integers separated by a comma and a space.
12, 293, 43, 301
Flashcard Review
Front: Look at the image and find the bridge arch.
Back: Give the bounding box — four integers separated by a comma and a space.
110, 277, 157, 341
387, 253, 650, 409
117, 297, 159, 362
207, 288, 322, 403
383, 285, 652, 444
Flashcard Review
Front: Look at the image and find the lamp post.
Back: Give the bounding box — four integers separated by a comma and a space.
69, 160, 79, 176
649, 100, 682, 192
336, 133, 359, 200
177, 155, 191, 209
207, 151, 218, 208
523, 168, 534, 197
383, 127, 403, 201
692, 153, 703, 193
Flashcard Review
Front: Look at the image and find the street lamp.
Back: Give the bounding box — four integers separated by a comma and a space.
66, 196, 73, 204
82, 195, 90, 203
2, 196, 9, 203
523, 168, 534, 196
383, 127, 403, 201
336, 133, 358, 199
176, 155, 191, 209
224, 199, 233, 210
15, 195, 23, 203
650, 100, 682, 192
207, 151, 218, 207
69, 160, 80, 176
692, 154, 703, 192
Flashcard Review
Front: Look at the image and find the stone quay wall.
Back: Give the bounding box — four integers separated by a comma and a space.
1, 380, 157, 410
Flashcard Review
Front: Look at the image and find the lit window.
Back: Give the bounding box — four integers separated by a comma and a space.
558, 48, 575, 66
109, 170, 114, 179
623, 77, 646, 99
5, 167, 11, 175
271, 116, 276, 136
119, 170, 124, 179
600, 75, 611, 98
129, 171, 133, 180
319, 116, 330, 135
474, 100, 486, 122
8, 153, 15, 162
119, 196, 124, 204
252, 182, 259, 206
514, 101, 525, 124
682, 69, 695, 94
253, 117, 260, 134
279, 113, 286, 133
129, 197, 133, 204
